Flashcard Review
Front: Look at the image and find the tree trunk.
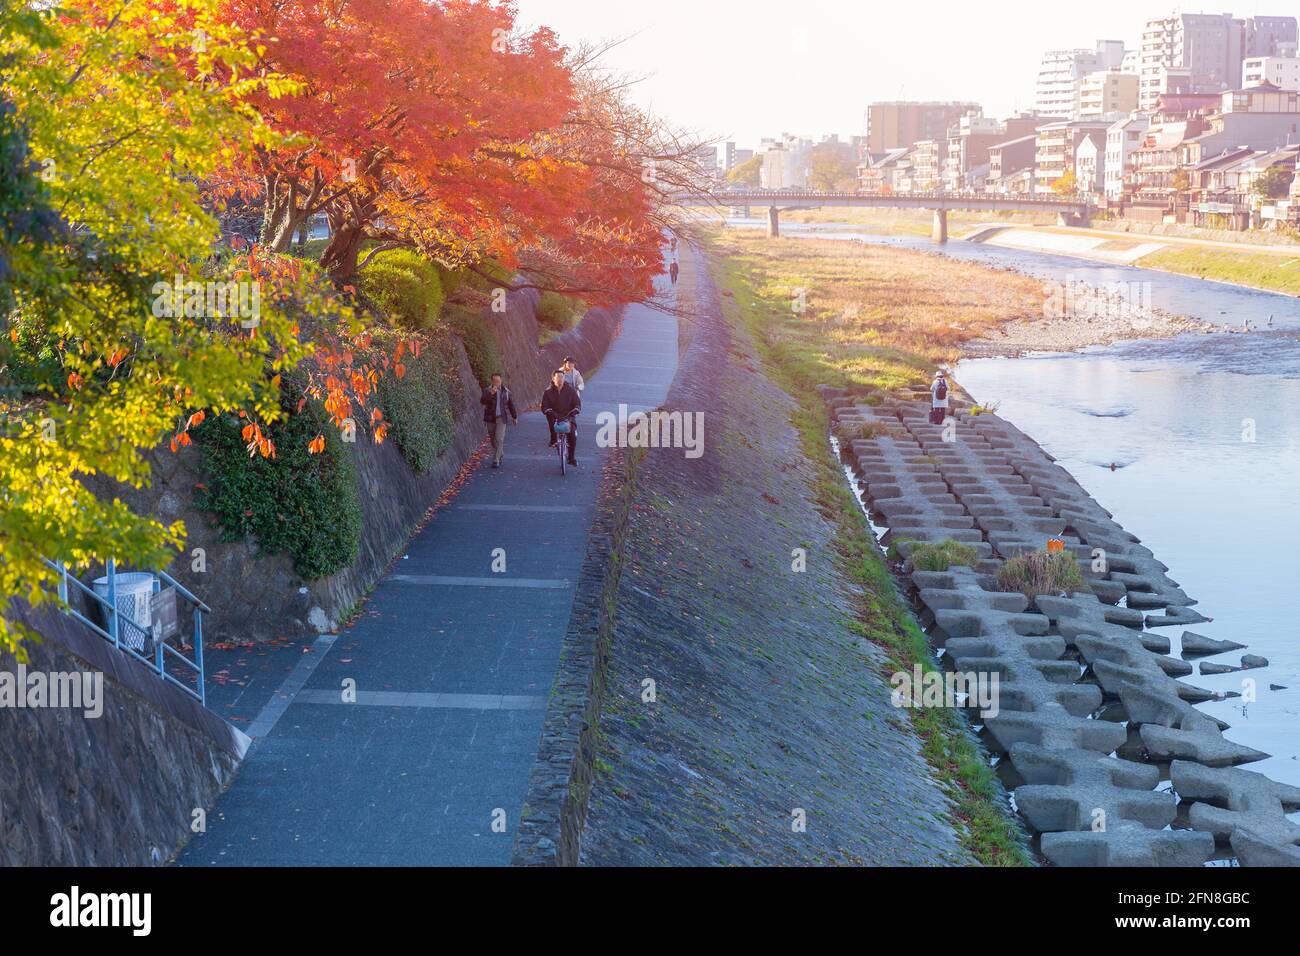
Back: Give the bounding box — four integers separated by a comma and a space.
320, 221, 366, 283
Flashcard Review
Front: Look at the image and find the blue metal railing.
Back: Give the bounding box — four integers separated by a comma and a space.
42, 557, 210, 706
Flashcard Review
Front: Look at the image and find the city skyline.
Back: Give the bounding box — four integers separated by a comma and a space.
513, 0, 1294, 145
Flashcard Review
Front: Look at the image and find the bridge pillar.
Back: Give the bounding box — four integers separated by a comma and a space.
931, 208, 948, 244
766, 205, 780, 238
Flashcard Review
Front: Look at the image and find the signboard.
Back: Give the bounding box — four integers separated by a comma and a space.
150, 587, 179, 644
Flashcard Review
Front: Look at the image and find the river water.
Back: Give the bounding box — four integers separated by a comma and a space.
726, 218, 1300, 788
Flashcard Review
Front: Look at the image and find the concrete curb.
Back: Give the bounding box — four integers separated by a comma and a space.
511, 447, 638, 866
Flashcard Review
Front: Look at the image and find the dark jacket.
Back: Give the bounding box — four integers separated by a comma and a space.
480, 385, 518, 424
541, 381, 581, 420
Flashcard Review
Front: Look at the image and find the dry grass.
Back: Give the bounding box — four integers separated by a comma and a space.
778, 206, 1057, 234
704, 227, 1043, 393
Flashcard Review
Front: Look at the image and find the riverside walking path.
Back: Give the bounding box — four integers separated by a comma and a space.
178, 275, 678, 866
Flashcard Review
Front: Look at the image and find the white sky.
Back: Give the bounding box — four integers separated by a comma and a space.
513, 0, 1291, 147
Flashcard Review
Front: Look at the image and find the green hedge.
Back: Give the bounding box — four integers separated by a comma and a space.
445, 302, 502, 388
375, 329, 463, 474
357, 249, 444, 331
536, 291, 586, 336
195, 391, 362, 580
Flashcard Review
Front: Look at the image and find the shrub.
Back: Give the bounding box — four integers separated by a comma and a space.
536, 290, 586, 338
195, 390, 362, 580
907, 538, 980, 572
996, 549, 1089, 601
375, 329, 463, 474
456, 258, 512, 293
445, 302, 502, 388
841, 419, 894, 440
357, 249, 444, 331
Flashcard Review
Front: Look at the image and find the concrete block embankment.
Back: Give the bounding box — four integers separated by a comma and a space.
822, 386, 1299, 867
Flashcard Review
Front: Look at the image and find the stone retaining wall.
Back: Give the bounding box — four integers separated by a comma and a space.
823, 386, 1300, 866
0, 602, 248, 866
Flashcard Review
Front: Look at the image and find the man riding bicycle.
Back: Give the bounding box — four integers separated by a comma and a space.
541, 368, 582, 467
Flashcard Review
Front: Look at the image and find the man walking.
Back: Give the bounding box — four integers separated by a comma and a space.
480, 372, 518, 469
542, 368, 582, 467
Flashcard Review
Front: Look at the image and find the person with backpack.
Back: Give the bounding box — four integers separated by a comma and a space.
930, 371, 949, 425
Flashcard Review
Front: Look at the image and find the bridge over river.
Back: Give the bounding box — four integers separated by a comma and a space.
678, 190, 1095, 242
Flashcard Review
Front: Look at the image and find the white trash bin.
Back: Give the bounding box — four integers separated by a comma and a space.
92, 571, 157, 654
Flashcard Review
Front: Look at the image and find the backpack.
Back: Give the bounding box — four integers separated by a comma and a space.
935, 378, 947, 401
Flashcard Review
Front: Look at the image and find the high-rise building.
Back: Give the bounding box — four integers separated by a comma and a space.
1245, 17, 1299, 60
1035, 41, 1126, 119
1138, 14, 1297, 110
866, 101, 981, 153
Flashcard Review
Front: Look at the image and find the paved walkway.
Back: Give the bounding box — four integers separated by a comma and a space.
179, 275, 678, 866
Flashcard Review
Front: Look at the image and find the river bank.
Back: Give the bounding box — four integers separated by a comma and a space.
578, 241, 1024, 865
703, 227, 1215, 375
706, 205, 1300, 297
699, 222, 1300, 856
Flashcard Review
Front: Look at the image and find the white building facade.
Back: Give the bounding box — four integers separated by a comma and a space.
1244, 56, 1300, 90
1104, 115, 1150, 200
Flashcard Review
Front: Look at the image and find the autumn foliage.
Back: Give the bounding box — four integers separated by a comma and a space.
0, 0, 711, 649
221, 0, 671, 303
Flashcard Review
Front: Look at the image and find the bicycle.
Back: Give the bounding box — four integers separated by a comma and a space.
552, 413, 577, 475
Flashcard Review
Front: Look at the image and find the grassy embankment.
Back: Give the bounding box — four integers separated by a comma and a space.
1135, 246, 1300, 296
703, 227, 1040, 865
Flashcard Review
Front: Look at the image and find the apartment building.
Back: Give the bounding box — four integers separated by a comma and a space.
866, 101, 981, 152
1036, 41, 1126, 119
1104, 114, 1150, 200
723, 142, 755, 172
1078, 71, 1139, 121
1035, 120, 1111, 194
943, 114, 1004, 190
758, 134, 813, 189
1140, 13, 1240, 110
908, 140, 943, 192
1140, 14, 1298, 110
987, 134, 1037, 192
1243, 56, 1300, 90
